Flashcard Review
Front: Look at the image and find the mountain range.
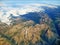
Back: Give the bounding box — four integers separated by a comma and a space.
0, 4, 60, 45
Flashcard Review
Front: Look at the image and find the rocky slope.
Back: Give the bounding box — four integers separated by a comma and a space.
0, 12, 60, 45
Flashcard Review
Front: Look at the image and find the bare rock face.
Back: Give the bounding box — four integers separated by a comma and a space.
0, 22, 9, 33
0, 19, 58, 45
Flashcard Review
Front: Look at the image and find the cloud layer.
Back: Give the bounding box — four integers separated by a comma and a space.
0, 3, 58, 25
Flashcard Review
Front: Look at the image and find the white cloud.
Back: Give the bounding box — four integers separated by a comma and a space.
29, 3, 58, 8
18, 5, 44, 15
0, 11, 11, 25
0, 3, 58, 25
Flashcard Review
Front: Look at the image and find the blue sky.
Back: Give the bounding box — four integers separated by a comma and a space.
0, 0, 60, 5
